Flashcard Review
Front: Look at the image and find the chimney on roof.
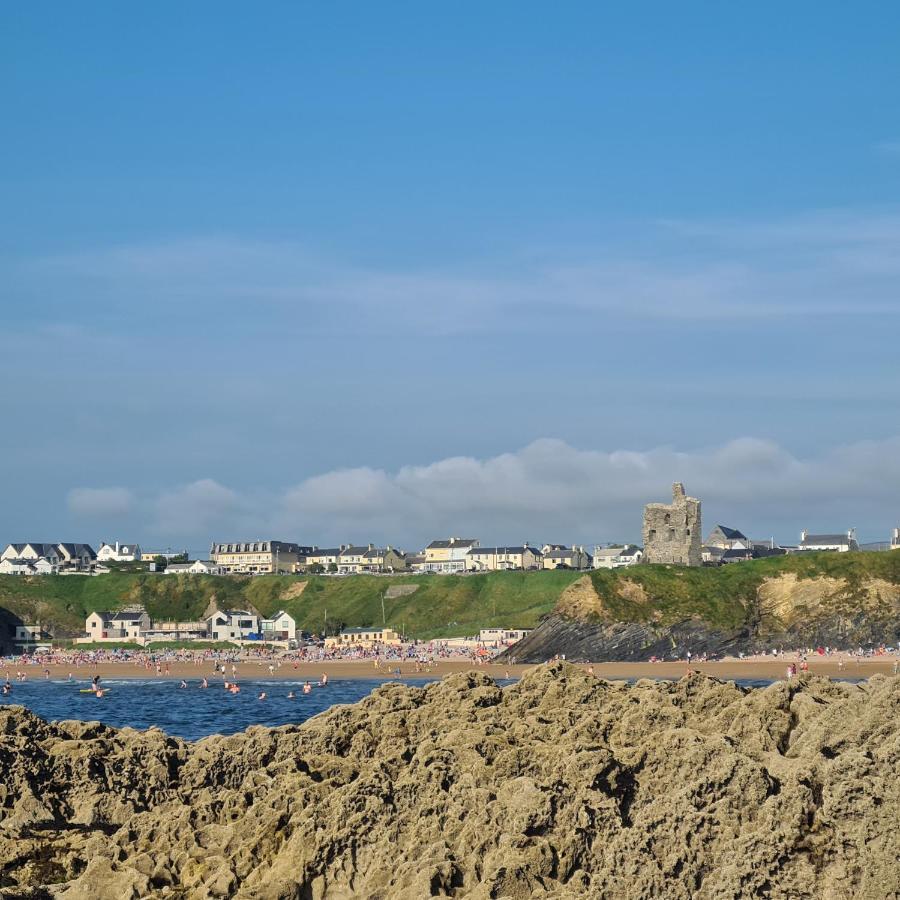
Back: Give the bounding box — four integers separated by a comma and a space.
801, 530, 807, 541
368, 543, 374, 550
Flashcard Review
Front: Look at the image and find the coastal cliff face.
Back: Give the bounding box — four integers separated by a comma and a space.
2, 664, 900, 899
503, 567, 900, 663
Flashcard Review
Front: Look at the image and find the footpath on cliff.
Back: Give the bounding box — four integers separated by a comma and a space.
1, 662, 899, 899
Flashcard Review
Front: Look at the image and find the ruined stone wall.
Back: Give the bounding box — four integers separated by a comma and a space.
642, 482, 702, 566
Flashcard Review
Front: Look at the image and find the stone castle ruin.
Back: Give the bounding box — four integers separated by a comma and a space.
642, 482, 702, 566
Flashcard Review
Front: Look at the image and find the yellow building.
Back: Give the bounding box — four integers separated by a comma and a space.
465, 544, 542, 571
423, 537, 479, 574
325, 626, 402, 647
210, 541, 309, 574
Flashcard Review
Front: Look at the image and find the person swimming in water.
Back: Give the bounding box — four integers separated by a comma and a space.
180, 680, 188, 688
91, 675, 101, 693
320, 672, 328, 686
303, 681, 312, 694
258, 691, 267, 700
201, 678, 208, 689
287, 691, 295, 699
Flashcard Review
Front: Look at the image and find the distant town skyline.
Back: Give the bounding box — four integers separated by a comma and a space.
3, 3, 899, 548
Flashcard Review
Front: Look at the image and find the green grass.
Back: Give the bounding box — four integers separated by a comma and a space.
0, 570, 583, 639
2, 552, 898, 640
588, 551, 900, 629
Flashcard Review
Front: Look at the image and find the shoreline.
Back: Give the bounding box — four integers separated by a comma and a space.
5, 657, 897, 683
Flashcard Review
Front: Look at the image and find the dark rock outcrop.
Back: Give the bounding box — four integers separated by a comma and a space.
2, 665, 900, 898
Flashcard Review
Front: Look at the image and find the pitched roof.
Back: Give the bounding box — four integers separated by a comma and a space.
467, 546, 541, 555
110, 610, 147, 621
426, 538, 478, 549
712, 525, 747, 541
721, 548, 753, 559
800, 533, 852, 546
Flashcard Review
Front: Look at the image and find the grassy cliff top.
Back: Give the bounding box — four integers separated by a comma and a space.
0, 569, 583, 640
580, 551, 900, 630
2, 552, 899, 641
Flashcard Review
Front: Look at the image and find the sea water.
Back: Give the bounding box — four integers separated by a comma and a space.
0, 677, 443, 741
0, 675, 859, 741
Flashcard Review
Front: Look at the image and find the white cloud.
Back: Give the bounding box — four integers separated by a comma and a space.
67, 487, 134, 518
67, 436, 900, 548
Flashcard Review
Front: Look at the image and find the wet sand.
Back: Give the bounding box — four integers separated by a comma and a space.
7, 656, 898, 683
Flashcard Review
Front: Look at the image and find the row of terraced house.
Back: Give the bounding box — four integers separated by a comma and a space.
207, 539, 638, 574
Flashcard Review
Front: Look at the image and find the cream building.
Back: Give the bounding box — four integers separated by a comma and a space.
326, 626, 402, 647
210, 541, 309, 574
423, 538, 479, 574
466, 544, 542, 571
304, 547, 345, 570
540, 545, 591, 570
360, 547, 407, 573
83, 607, 151, 642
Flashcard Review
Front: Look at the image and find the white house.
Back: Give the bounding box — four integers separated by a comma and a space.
83, 607, 151, 642
1, 543, 96, 573
166, 560, 224, 575
206, 610, 261, 641
0, 557, 56, 575
97, 542, 142, 562
796, 530, 859, 553
261, 610, 297, 642
478, 628, 531, 646
592, 545, 643, 569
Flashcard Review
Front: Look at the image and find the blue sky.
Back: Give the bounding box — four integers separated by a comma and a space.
3, 2, 900, 554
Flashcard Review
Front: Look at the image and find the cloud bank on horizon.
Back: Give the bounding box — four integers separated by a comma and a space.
66, 436, 900, 552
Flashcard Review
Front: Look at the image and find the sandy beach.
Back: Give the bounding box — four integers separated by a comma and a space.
7, 656, 897, 683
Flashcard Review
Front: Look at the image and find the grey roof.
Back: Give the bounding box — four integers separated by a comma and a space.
800, 533, 852, 546
110, 610, 147, 621
426, 538, 478, 549
543, 548, 578, 559
212, 541, 302, 553
307, 548, 343, 556
467, 546, 541, 556
339, 546, 372, 556
619, 546, 641, 557
721, 548, 753, 559
711, 525, 747, 541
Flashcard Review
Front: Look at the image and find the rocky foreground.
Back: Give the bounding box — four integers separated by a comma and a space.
1, 666, 899, 899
